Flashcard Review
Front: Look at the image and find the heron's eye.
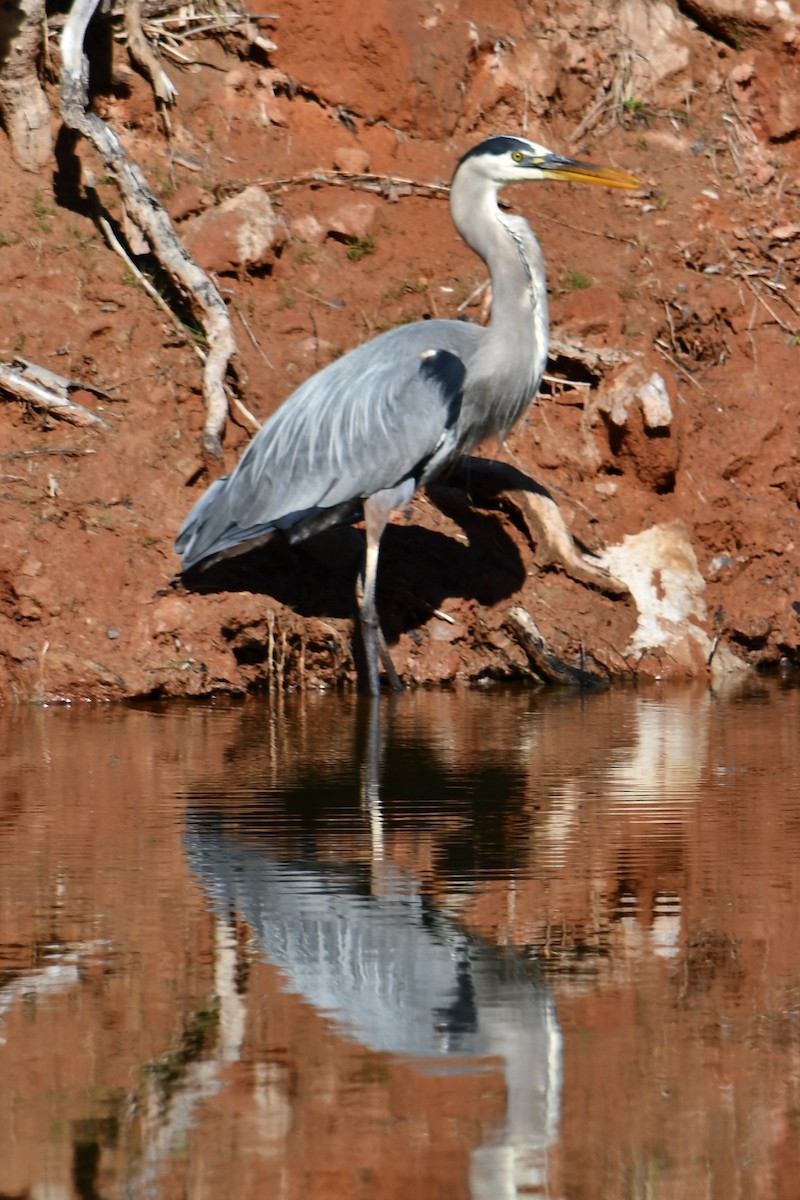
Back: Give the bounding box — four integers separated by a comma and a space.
512, 151, 523, 163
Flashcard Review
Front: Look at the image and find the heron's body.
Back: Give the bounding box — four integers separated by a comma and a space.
176, 135, 637, 693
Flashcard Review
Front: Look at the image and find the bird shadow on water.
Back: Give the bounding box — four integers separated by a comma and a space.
179, 497, 527, 644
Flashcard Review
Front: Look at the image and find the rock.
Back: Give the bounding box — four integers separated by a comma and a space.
593, 362, 680, 490
616, 0, 693, 101
224, 67, 249, 92
596, 362, 674, 430
168, 184, 210, 223
291, 213, 326, 244
332, 146, 372, 174
183, 186, 287, 275
327, 201, 376, 242
636, 373, 673, 429
681, 0, 800, 39
462, 40, 559, 127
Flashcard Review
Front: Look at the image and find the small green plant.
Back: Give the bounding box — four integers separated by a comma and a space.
276, 290, 297, 310
68, 224, 94, 248
295, 244, 317, 265
0, 230, 20, 248
562, 266, 592, 291
346, 233, 376, 262
622, 97, 646, 114
619, 282, 639, 302
31, 189, 54, 234
121, 265, 137, 286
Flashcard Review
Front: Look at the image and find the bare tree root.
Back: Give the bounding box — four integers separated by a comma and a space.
60, 0, 234, 457
124, 0, 177, 115
0, 0, 53, 171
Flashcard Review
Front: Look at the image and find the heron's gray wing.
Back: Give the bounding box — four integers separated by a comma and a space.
176, 323, 473, 570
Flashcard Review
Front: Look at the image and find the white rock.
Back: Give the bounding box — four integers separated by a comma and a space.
598, 521, 708, 655
597, 363, 673, 429
637, 372, 673, 429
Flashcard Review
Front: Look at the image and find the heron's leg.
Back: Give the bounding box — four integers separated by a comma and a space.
360, 493, 403, 695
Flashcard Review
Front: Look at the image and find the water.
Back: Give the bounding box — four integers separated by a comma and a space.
2, 679, 800, 1199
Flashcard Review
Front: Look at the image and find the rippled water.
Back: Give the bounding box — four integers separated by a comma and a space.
2, 678, 800, 1199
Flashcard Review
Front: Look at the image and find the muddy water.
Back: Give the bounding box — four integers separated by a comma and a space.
1, 680, 799, 1200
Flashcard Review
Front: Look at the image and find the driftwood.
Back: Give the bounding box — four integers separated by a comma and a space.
505, 606, 607, 687
0, 0, 53, 171
60, 0, 235, 456
0, 359, 110, 428
445, 455, 629, 597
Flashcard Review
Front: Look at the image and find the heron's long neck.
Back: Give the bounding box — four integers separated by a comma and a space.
451, 182, 549, 439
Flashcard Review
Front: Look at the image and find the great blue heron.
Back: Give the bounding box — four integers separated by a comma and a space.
176, 135, 638, 694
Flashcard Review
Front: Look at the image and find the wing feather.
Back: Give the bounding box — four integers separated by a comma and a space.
176, 321, 478, 570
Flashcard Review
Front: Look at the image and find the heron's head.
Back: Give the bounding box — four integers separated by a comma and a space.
455, 134, 640, 191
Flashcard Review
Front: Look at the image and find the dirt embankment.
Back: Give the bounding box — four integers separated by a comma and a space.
1, 0, 799, 701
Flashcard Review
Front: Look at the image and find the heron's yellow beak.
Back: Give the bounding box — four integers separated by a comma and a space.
540, 154, 641, 189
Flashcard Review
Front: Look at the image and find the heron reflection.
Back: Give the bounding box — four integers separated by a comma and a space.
186, 699, 562, 1198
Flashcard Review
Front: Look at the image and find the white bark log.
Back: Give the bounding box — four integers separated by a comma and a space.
0, 0, 53, 171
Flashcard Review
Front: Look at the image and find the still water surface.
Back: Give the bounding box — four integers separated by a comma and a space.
2, 679, 800, 1199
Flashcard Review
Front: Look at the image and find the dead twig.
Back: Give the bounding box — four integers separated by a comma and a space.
0, 447, 96, 458
653, 339, 705, 391
235, 304, 273, 370
738, 273, 798, 336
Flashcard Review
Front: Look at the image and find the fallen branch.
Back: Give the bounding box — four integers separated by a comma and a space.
60, 0, 236, 456
254, 169, 450, 203
0, 360, 110, 428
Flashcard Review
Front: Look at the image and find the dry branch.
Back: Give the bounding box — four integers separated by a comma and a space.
60, 0, 236, 456
0, 360, 110, 428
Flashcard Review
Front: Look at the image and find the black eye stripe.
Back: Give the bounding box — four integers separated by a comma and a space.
456, 135, 535, 168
